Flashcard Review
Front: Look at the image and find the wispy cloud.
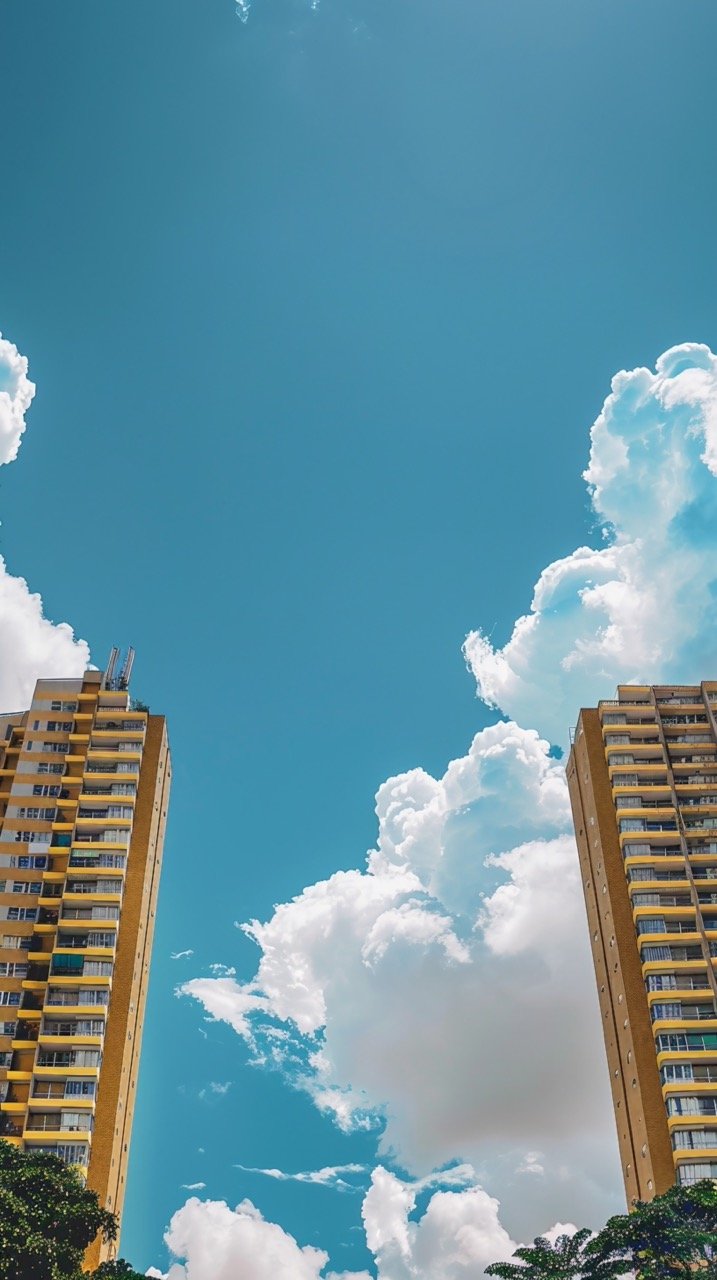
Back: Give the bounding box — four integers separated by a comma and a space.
198, 1080, 233, 1101
516, 1152, 545, 1177
171, 949, 194, 961
236, 1162, 367, 1191
181, 1181, 206, 1191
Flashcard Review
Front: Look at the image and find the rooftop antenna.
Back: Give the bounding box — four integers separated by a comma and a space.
104, 647, 120, 689
119, 646, 135, 690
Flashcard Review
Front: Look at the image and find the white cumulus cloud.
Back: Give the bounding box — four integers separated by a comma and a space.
363, 1166, 516, 1279
0, 333, 89, 710
182, 721, 617, 1239
160, 1197, 372, 1280
464, 342, 717, 745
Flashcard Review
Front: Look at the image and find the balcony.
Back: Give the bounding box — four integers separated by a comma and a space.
651, 1006, 717, 1023
69, 853, 126, 870
60, 907, 118, 922
40, 1019, 104, 1039
35, 1050, 100, 1070
662, 716, 709, 726
25, 1117, 93, 1135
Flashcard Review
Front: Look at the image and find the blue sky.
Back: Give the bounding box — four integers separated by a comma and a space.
2, 1, 717, 1276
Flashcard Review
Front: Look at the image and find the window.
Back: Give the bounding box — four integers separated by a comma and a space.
657, 1033, 717, 1052
86, 932, 115, 948
0, 1022, 17, 1035
673, 1130, 717, 1150
34, 1143, 88, 1167
643, 946, 672, 961
65, 1080, 96, 1097
647, 974, 678, 991
40, 743, 68, 754
50, 955, 84, 975
652, 1003, 682, 1019
663, 1064, 694, 1082
0, 993, 20, 1006
2, 936, 31, 950
32, 785, 61, 797
668, 1097, 717, 1117
46, 721, 72, 732
638, 918, 667, 934
679, 1162, 717, 1184
11, 882, 41, 895
0, 963, 27, 978
6, 907, 37, 922
38, 763, 64, 775
60, 1112, 88, 1132
621, 819, 647, 832
633, 893, 660, 906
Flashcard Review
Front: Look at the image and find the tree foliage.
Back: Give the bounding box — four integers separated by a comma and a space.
587, 1180, 717, 1280
0, 1140, 142, 1280
487, 1179, 717, 1280
485, 1227, 595, 1280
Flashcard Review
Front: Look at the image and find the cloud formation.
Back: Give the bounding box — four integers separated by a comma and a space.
158, 1167, 518, 1280
236, 1162, 367, 1191
154, 1171, 518, 1280
465, 342, 717, 744
160, 1196, 371, 1280
0, 333, 89, 710
182, 721, 617, 1239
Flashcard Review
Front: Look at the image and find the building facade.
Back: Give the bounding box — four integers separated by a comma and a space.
567, 683, 717, 1204
0, 665, 171, 1265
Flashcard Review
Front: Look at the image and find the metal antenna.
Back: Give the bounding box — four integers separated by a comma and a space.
119, 647, 135, 690
105, 647, 120, 688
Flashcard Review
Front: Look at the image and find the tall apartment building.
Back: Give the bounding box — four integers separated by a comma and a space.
0, 657, 170, 1266
567, 683, 717, 1204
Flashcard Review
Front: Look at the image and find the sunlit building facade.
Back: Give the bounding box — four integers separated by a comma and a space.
567, 683, 717, 1203
0, 659, 170, 1264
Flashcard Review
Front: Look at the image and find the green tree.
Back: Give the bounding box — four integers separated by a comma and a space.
92, 1263, 148, 1279
586, 1179, 717, 1280
485, 1228, 595, 1280
486, 1180, 717, 1280
0, 1139, 142, 1280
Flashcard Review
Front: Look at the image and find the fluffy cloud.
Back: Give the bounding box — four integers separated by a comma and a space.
159, 1196, 371, 1280
158, 1170, 517, 1280
182, 721, 619, 1240
363, 1167, 516, 1279
0, 334, 88, 710
0, 332, 35, 464
465, 343, 717, 744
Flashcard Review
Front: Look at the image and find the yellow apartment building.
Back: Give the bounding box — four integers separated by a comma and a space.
567, 683, 717, 1204
0, 656, 170, 1266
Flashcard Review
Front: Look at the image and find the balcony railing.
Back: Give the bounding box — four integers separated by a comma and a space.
41, 1020, 104, 1037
